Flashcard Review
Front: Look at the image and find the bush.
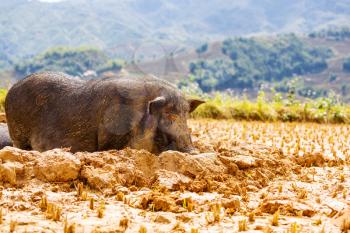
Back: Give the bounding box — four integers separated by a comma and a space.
196, 43, 208, 56
191, 103, 225, 119
309, 26, 350, 41
97, 59, 123, 74
190, 94, 227, 119
344, 57, 350, 73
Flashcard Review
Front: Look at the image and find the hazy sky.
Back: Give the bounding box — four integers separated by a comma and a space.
38, 0, 64, 2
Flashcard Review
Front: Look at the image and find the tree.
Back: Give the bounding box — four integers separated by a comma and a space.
14, 47, 123, 77
196, 43, 208, 57
343, 57, 350, 72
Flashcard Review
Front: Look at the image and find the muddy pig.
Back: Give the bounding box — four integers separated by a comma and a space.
0, 123, 12, 149
5, 72, 204, 153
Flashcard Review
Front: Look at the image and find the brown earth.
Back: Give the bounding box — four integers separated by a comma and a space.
0, 113, 6, 123
0, 120, 349, 232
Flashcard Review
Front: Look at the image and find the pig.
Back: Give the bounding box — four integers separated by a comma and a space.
5, 72, 204, 154
0, 123, 12, 149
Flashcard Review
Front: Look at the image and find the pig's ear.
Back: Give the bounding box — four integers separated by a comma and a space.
188, 99, 205, 112
148, 96, 167, 115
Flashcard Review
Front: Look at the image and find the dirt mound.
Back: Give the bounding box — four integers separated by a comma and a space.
0, 143, 297, 194
0, 113, 6, 123
0, 143, 303, 232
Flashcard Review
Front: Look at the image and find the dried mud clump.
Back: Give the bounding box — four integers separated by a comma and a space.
0, 162, 20, 185
34, 149, 81, 182
294, 152, 326, 167
0, 147, 39, 186
137, 192, 178, 212
0, 113, 6, 123
0, 142, 297, 194
257, 199, 316, 217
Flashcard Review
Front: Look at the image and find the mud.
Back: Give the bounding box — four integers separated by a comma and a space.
0, 120, 349, 232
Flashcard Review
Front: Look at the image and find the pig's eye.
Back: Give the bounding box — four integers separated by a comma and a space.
167, 114, 177, 121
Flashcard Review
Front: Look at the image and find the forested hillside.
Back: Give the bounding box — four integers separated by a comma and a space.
14, 47, 123, 77
186, 35, 332, 92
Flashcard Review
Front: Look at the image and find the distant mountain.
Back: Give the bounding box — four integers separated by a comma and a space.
0, 0, 350, 64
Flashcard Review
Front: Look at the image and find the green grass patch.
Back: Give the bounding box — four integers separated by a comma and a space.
0, 89, 7, 112
191, 92, 350, 123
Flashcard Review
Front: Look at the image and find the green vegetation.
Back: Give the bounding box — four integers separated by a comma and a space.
309, 26, 350, 41
96, 59, 124, 74
0, 89, 7, 112
196, 43, 208, 56
191, 92, 350, 123
297, 86, 328, 99
328, 73, 337, 82
272, 78, 328, 100
344, 57, 350, 72
14, 47, 122, 77
187, 35, 332, 92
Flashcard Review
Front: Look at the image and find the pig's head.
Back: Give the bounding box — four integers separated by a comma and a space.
146, 94, 204, 154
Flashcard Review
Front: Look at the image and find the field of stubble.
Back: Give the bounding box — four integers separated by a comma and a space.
0, 119, 350, 233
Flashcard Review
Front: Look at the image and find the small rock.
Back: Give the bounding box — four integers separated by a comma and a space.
176, 213, 192, 223
246, 185, 260, 192
155, 170, 192, 190
0, 147, 37, 163
139, 187, 151, 192
154, 214, 172, 224
0, 113, 6, 123
113, 186, 130, 195
192, 153, 227, 174
231, 155, 258, 169
158, 151, 205, 177
129, 186, 138, 191
218, 155, 239, 174
81, 166, 115, 189
0, 162, 17, 185
222, 197, 241, 211
153, 195, 174, 212
295, 152, 325, 167
34, 149, 81, 182
159, 151, 227, 177
258, 199, 316, 217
